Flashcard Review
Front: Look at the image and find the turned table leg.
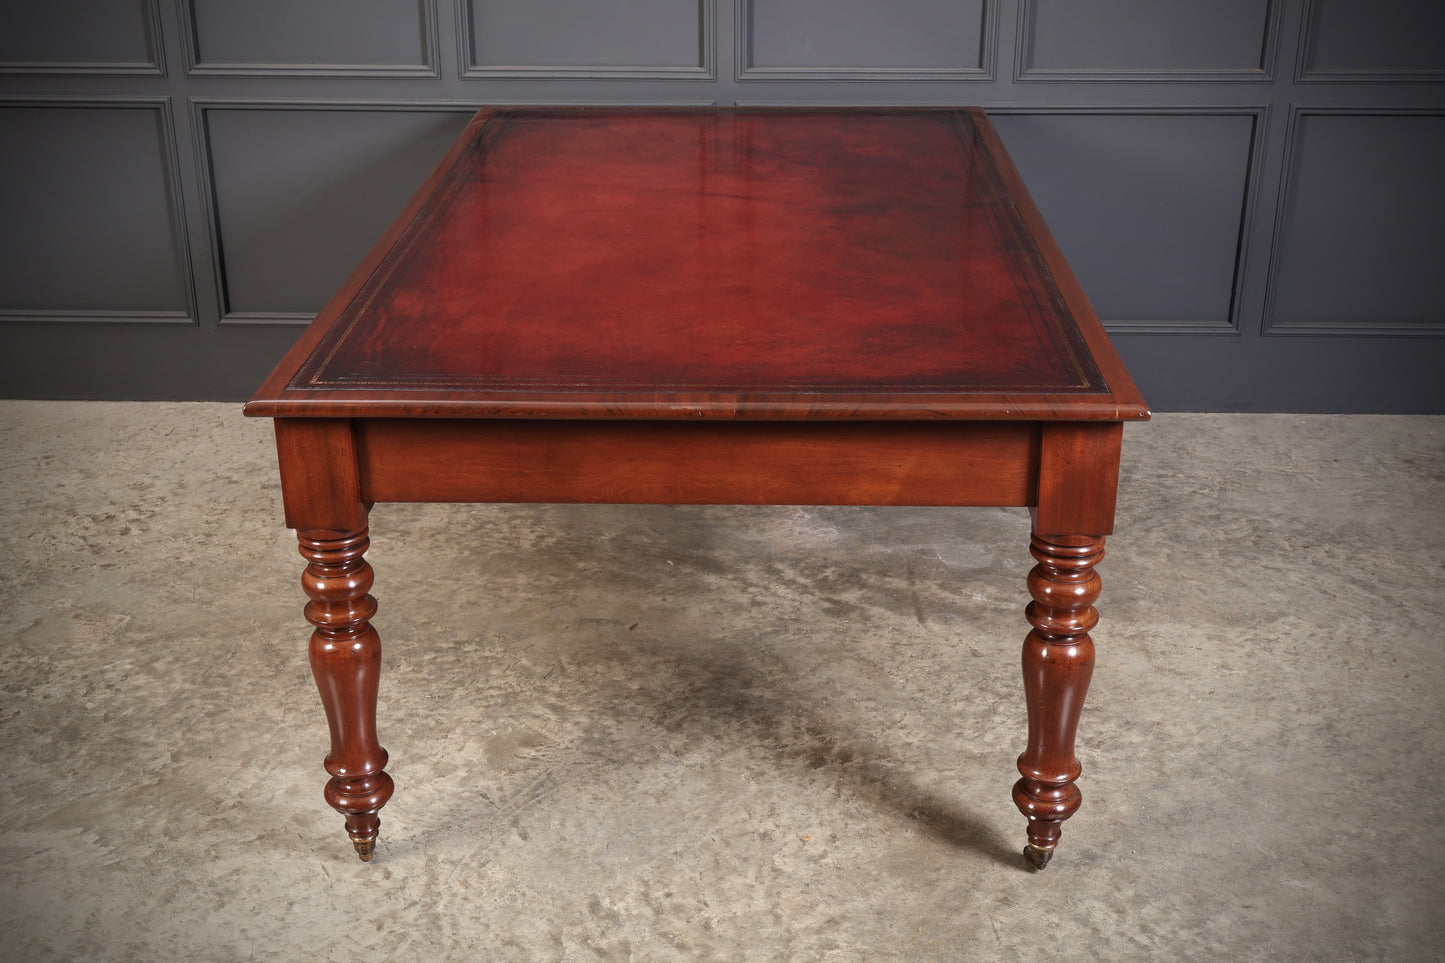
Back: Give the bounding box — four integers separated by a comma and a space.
1013, 532, 1103, 870
299, 527, 395, 861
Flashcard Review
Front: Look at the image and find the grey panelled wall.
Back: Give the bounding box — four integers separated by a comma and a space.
0, 0, 1442, 411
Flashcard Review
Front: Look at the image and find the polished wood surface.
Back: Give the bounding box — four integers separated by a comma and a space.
247, 108, 1146, 422
299, 527, 391, 862
356, 420, 1040, 506
246, 107, 1148, 868
1014, 532, 1104, 870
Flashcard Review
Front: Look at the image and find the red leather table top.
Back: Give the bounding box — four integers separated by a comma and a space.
247, 107, 1146, 422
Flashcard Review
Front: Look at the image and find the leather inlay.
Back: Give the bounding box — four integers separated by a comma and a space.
292, 109, 1106, 396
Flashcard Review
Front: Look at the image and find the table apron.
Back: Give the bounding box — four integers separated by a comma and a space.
352, 419, 1042, 507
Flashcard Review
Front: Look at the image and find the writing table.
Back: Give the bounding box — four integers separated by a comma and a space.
245, 107, 1150, 869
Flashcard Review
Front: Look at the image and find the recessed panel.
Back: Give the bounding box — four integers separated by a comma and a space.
1022, 0, 1269, 75
465, 0, 704, 71
745, 0, 985, 73
991, 112, 1255, 329
1302, 0, 1445, 76
0, 0, 156, 71
0, 104, 187, 318
1269, 113, 1445, 332
203, 108, 473, 319
188, 0, 430, 71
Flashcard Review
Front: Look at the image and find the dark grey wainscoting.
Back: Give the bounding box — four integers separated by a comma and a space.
1, 0, 1441, 411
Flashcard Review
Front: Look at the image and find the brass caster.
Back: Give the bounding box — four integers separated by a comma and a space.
351, 835, 377, 862
1023, 843, 1055, 871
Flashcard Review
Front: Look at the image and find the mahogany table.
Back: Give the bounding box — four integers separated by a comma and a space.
245, 107, 1149, 870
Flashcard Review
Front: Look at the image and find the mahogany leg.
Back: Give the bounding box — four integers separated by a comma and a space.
1012, 532, 1103, 870
298, 528, 394, 861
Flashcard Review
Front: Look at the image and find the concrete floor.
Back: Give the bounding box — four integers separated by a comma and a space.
0, 403, 1441, 961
